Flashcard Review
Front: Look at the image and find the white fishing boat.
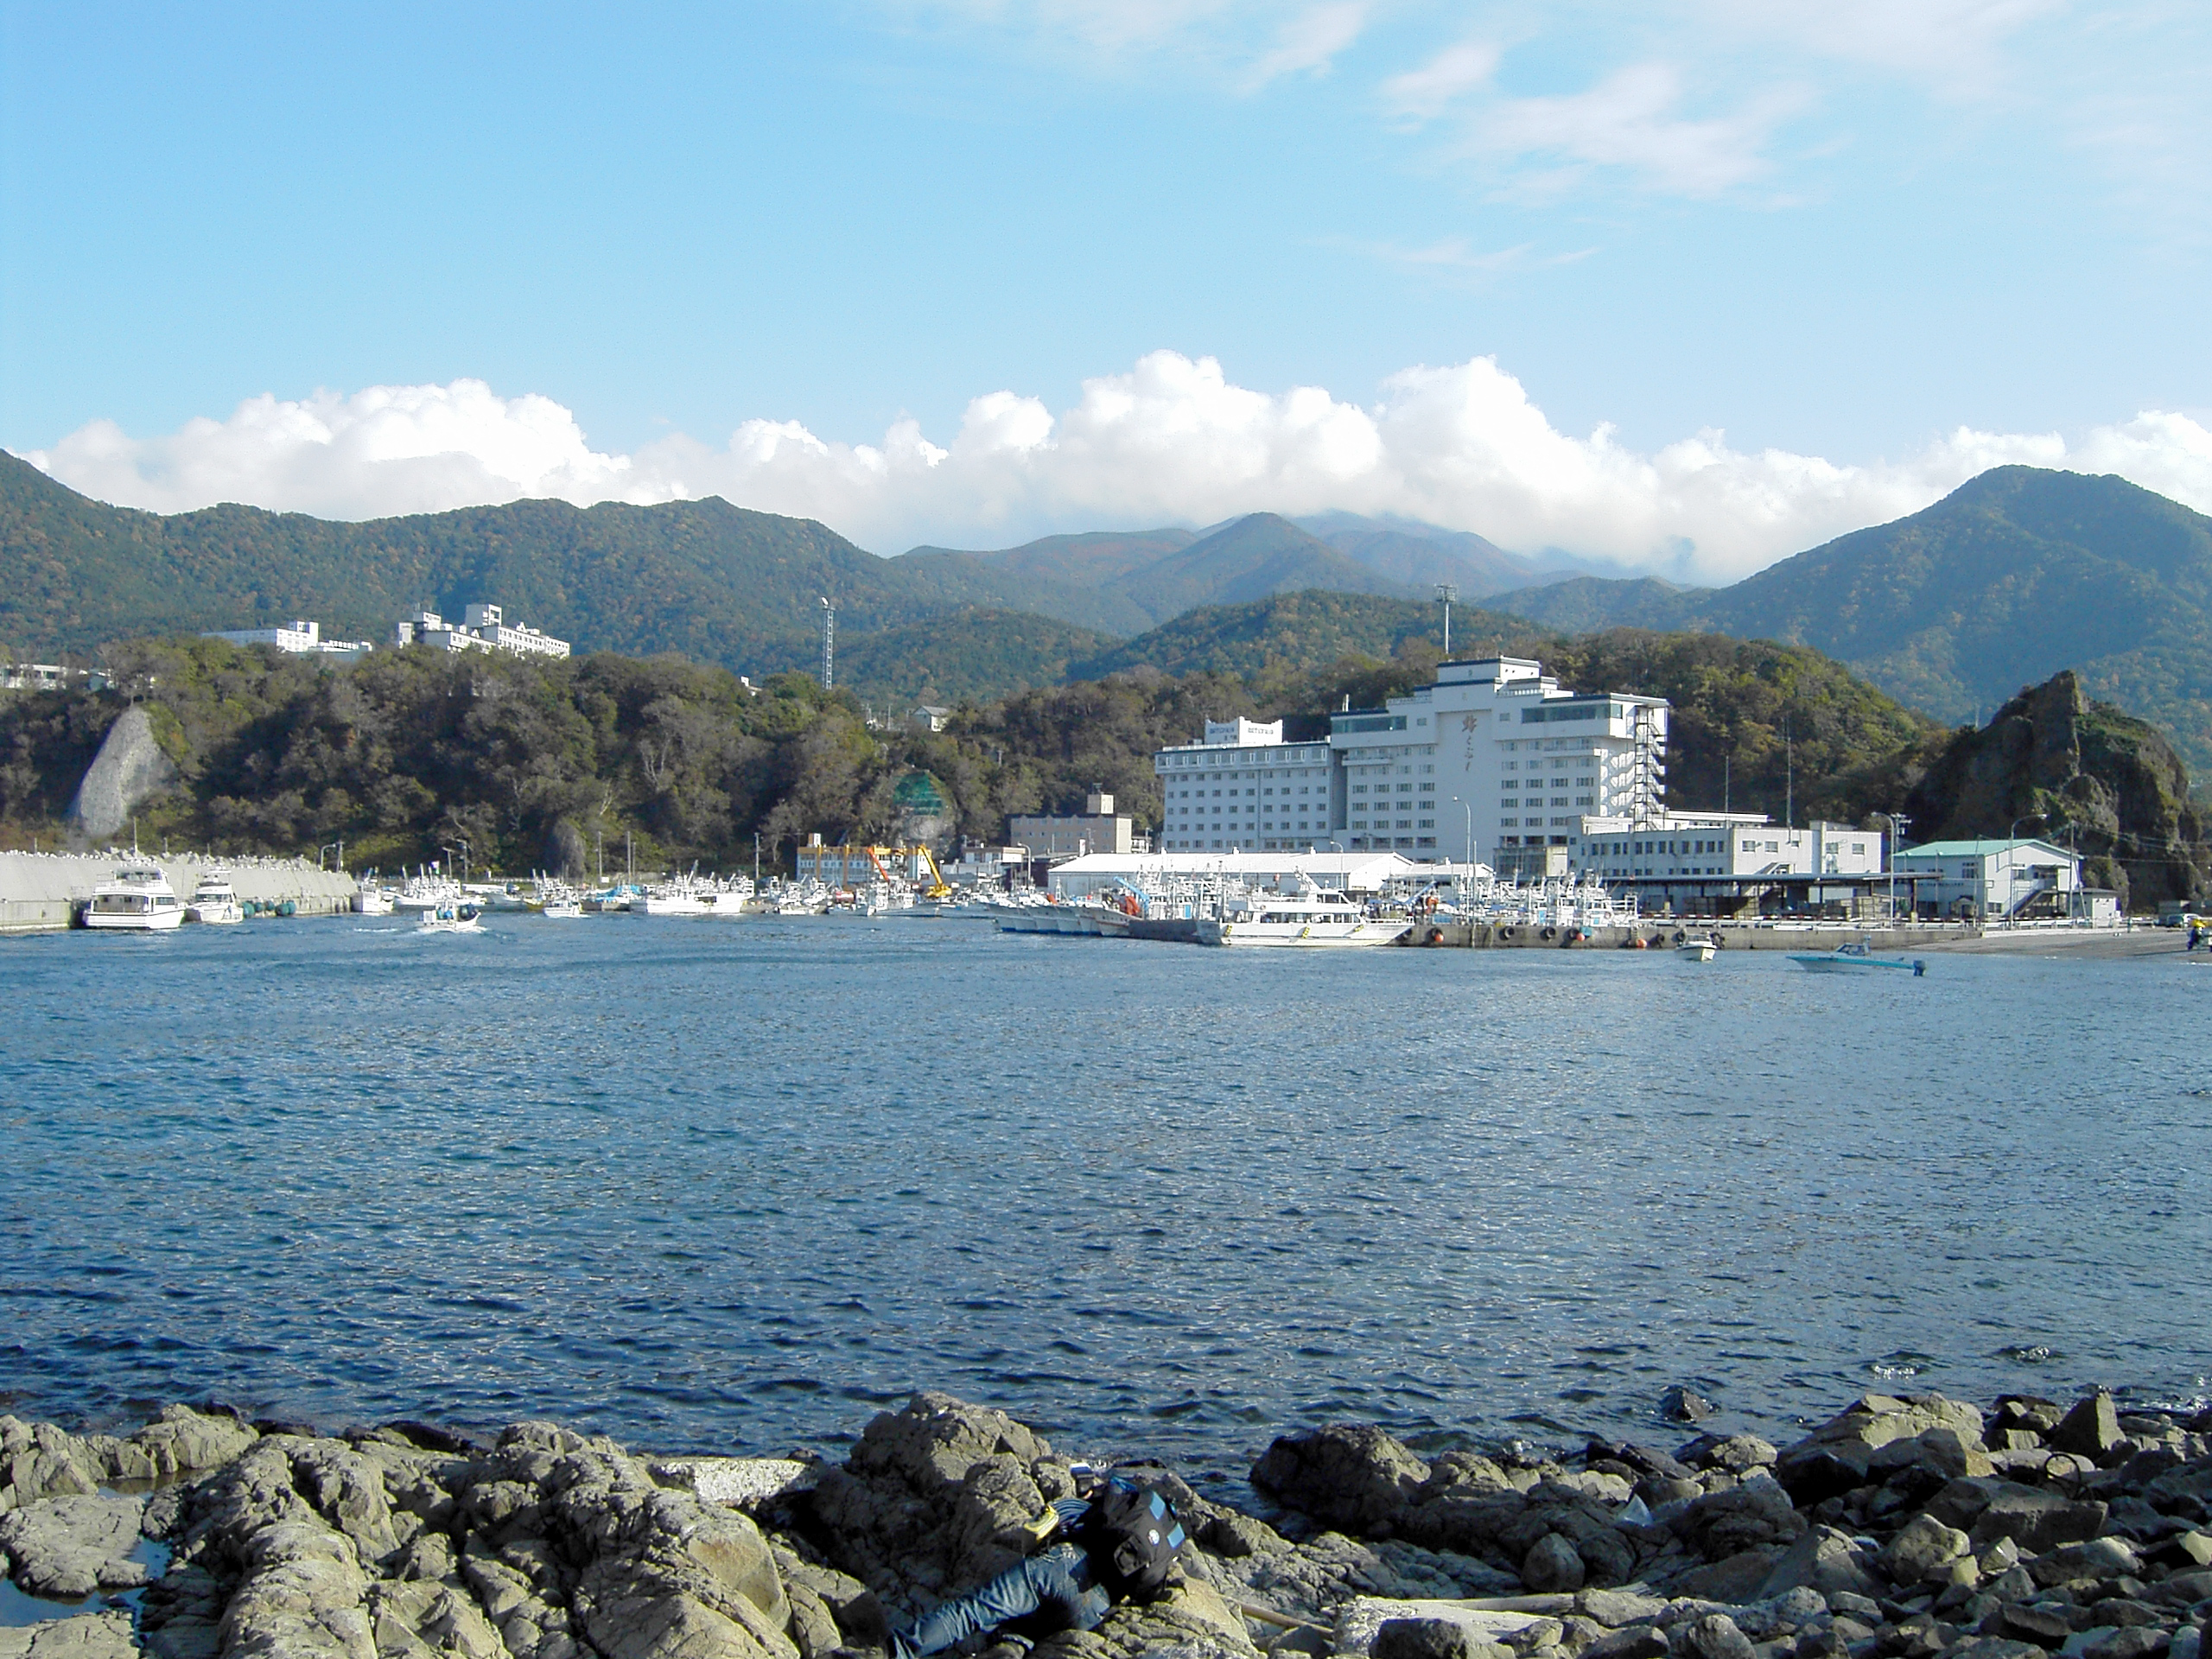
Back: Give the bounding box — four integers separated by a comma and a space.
641, 871, 714, 917
706, 878, 753, 918
1678, 938, 1718, 963
583, 884, 639, 912
1789, 938, 1926, 976
82, 861, 188, 931
535, 882, 584, 919
353, 872, 396, 916
1198, 878, 1404, 948
417, 900, 484, 934
186, 866, 244, 925
394, 868, 462, 912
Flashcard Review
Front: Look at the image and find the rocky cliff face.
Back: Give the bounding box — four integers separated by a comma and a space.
1902, 671, 2208, 911
65, 704, 176, 844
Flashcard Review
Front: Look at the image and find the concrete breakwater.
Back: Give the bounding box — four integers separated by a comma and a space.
3, 1387, 2206, 1659
0, 852, 363, 934
1405, 922, 1981, 952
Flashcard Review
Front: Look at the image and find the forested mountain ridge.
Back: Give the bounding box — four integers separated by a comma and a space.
0, 451, 1101, 675
901, 513, 1419, 630
1488, 467, 2212, 769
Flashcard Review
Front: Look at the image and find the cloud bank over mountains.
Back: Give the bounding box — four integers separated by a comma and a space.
23, 352, 2212, 584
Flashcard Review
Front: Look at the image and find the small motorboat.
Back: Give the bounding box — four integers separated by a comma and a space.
537, 885, 584, 919
186, 866, 244, 925
1789, 939, 1925, 976
417, 902, 484, 934
1678, 938, 1718, 962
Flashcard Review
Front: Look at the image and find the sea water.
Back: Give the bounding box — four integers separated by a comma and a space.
2, 917, 2205, 1484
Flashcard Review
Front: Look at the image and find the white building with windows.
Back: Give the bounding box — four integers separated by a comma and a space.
1891, 838, 2082, 920
1152, 718, 1338, 852
204, 620, 376, 661
1150, 659, 1669, 861
396, 603, 570, 659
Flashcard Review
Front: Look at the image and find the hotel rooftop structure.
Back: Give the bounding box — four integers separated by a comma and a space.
1152, 658, 1669, 869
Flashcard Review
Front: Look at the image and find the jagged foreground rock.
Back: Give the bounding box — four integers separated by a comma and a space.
0, 1389, 2206, 1659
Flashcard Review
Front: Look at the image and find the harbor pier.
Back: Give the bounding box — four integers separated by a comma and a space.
0, 851, 363, 933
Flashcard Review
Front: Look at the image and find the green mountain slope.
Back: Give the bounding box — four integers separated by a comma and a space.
1293, 511, 1567, 596
1485, 467, 2212, 770
1071, 589, 1540, 682
1103, 512, 1414, 622
898, 513, 1422, 628
902, 527, 1197, 587
1487, 575, 1707, 634
834, 609, 1115, 709
0, 454, 1125, 677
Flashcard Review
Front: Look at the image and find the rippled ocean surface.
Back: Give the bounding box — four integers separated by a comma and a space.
3, 915, 2206, 1482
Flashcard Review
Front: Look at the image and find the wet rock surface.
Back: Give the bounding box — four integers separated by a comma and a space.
0, 1389, 2199, 1659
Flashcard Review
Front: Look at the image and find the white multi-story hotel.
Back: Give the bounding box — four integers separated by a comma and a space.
395, 603, 570, 660
1152, 658, 1667, 863
1152, 718, 1339, 851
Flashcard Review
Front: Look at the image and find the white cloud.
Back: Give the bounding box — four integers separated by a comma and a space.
1382, 40, 1501, 119
1700, 0, 2060, 93
1240, 3, 1369, 91
29, 380, 659, 523
1473, 62, 1808, 198
20, 358, 2212, 585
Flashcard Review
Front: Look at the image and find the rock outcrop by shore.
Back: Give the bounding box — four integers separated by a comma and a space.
64, 706, 176, 845
2, 1388, 2207, 1659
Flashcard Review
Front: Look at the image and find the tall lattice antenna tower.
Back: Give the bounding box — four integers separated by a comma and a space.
819, 596, 836, 690
1434, 583, 1459, 656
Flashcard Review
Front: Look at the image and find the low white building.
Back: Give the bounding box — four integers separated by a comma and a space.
205, 620, 376, 661
1891, 838, 2082, 920
396, 603, 570, 659
1580, 817, 1884, 882
1045, 850, 1441, 902
2, 663, 91, 691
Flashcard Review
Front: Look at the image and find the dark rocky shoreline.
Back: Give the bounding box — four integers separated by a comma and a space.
3, 1387, 2208, 1659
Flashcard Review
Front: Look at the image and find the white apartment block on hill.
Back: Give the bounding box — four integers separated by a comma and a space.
204, 620, 377, 661
395, 603, 570, 659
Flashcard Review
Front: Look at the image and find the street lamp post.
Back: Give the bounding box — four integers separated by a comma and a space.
1452, 795, 1471, 872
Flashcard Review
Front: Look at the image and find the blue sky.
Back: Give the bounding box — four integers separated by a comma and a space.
4, 2, 2209, 576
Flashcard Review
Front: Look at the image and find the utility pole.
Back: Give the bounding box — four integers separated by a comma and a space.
1434, 583, 1458, 656
1783, 719, 1793, 830
819, 596, 836, 690
753, 830, 761, 887
1884, 812, 1910, 922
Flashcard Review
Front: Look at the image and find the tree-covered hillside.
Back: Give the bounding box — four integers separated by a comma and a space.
1, 621, 1961, 880
0, 454, 1115, 678
1489, 467, 2212, 771
1070, 589, 1541, 687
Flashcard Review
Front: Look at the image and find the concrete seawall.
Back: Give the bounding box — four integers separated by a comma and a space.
1402, 919, 1980, 951
0, 852, 363, 933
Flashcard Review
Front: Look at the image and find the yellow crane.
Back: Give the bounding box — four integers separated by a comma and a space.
917, 846, 954, 900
